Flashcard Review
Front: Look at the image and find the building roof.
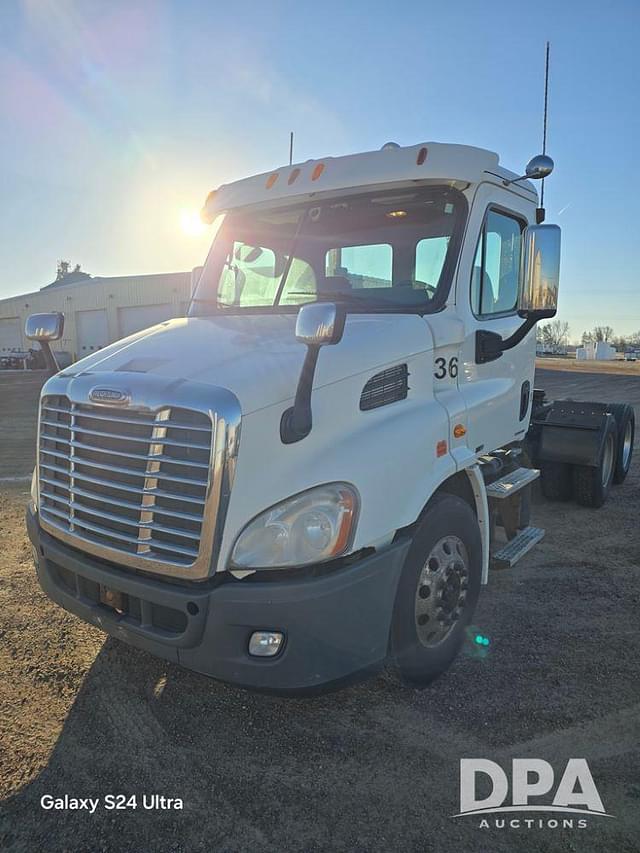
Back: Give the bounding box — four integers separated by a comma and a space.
41, 271, 92, 289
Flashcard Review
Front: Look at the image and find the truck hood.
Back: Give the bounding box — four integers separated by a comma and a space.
61, 314, 434, 414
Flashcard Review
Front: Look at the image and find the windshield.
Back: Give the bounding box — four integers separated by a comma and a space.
189, 187, 466, 315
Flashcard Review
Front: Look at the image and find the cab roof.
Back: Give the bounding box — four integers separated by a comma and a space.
201, 141, 537, 221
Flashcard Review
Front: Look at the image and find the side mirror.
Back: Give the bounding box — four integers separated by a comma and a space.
518, 224, 561, 320
25, 312, 64, 342
524, 154, 554, 181
25, 312, 64, 373
282, 303, 345, 443
476, 224, 561, 365
295, 302, 345, 347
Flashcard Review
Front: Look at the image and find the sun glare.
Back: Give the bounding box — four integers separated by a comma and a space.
179, 208, 207, 237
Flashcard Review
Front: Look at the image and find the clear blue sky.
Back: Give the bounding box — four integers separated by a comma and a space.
1, 0, 638, 340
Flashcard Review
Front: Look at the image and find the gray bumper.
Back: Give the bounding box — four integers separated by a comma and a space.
27, 506, 408, 693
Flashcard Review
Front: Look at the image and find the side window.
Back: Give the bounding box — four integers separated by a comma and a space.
326, 243, 392, 289
471, 210, 522, 316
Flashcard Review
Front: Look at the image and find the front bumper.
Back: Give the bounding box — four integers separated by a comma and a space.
27, 506, 408, 693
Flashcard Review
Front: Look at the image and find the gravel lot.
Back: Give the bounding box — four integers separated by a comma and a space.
0, 368, 639, 852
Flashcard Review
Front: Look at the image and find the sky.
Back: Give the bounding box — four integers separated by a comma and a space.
1, 0, 639, 340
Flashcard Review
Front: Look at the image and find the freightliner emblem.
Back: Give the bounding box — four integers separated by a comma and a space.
89, 387, 131, 406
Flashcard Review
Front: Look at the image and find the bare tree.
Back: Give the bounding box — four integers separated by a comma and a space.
592, 325, 614, 342
582, 325, 614, 345
539, 319, 570, 349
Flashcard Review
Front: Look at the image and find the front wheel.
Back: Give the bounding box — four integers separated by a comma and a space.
390, 494, 482, 687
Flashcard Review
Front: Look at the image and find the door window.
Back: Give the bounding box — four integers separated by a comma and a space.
471, 210, 523, 316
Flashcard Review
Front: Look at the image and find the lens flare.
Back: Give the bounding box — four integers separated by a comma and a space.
179, 208, 207, 237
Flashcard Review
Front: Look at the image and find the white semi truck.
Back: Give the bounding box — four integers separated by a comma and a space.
25, 142, 635, 693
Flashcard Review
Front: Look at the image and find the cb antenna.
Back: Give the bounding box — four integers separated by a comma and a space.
540, 41, 550, 212
289, 131, 294, 166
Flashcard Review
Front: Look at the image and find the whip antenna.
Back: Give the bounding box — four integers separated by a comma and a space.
541, 41, 550, 209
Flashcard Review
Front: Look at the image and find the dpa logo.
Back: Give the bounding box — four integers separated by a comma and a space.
453, 759, 614, 829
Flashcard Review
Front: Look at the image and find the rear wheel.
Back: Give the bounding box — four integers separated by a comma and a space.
539, 461, 572, 501
572, 417, 617, 508
390, 494, 482, 687
606, 403, 635, 484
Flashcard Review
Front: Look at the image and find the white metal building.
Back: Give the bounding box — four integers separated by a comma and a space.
0, 271, 192, 363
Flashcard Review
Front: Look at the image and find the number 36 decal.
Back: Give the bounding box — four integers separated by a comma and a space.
434, 356, 458, 380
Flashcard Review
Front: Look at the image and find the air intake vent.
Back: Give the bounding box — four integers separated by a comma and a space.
360, 364, 409, 411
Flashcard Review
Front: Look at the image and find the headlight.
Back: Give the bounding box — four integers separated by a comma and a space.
30, 467, 38, 510
231, 483, 359, 570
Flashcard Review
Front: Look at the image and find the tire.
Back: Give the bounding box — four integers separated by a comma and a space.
606, 403, 635, 484
539, 461, 572, 501
572, 416, 617, 508
390, 494, 482, 687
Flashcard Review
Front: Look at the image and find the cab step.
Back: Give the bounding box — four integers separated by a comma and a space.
486, 466, 540, 500
491, 526, 545, 570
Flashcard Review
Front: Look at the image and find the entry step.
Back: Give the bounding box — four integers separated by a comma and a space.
486, 466, 540, 500
491, 526, 545, 570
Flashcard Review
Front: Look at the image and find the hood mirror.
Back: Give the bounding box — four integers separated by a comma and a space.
282, 303, 346, 444
25, 312, 64, 342
25, 312, 64, 373
295, 302, 345, 347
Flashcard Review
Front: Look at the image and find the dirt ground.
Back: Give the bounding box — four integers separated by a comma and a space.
0, 368, 639, 852
536, 356, 640, 376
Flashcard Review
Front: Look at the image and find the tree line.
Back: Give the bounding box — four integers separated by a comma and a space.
536, 320, 640, 351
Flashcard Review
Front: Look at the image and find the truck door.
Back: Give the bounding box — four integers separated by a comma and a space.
456, 185, 535, 455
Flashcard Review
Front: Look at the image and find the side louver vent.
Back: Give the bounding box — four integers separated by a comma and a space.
360, 364, 409, 411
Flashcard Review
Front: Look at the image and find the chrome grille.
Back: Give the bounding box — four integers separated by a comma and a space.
38, 395, 213, 567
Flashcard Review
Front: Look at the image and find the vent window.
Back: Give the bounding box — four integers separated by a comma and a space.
360, 364, 409, 411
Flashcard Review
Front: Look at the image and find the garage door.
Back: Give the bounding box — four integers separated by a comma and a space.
76, 309, 109, 355
0, 317, 23, 353
118, 303, 175, 339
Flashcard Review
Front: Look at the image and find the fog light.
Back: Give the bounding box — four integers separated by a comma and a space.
248, 631, 284, 657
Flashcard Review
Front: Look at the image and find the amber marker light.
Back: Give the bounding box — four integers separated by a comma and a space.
453, 424, 467, 438
311, 163, 325, 181
330, 487, 359, 557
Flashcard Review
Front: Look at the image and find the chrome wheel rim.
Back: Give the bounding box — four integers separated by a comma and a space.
602, 433, 615, 486
622, 421, 633, 469
414, 535, 469, 648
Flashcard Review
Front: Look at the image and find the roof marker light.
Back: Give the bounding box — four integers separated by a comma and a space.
311, 163, 325, 181
417, 147, 428, 165
386, 210, 407, 219
266, 173, 279, 189
288, 168, 301, 185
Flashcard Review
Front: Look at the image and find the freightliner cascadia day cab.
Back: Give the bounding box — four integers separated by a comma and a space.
25, 142, 635, 693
